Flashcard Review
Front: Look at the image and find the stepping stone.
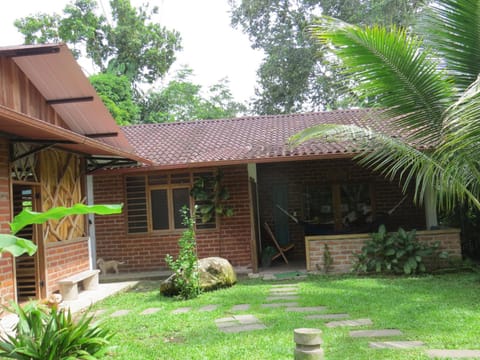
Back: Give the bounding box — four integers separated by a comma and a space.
270, 287, 298, 293
234, 315, 260, 324
426, 349, 480, 358
110, 310, 130, 317
266, 295, 299, 301
261, 302, 299, 308
306, 313, 350, 320
270, 283, 299, 287
286, 306, 327, 313
199, 305, 219, 312
141, 308, 161, 315
350, 329, 403, 338
172, 307, 191, 314
326, 318, 373, 328
370, 341, 425, 349
220, 323, 267, 333
215, 314, 267, 333
231, 304, 250, 311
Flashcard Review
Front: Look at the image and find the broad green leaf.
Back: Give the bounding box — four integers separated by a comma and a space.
0, 235, 37, 256
11, 204, 123, 234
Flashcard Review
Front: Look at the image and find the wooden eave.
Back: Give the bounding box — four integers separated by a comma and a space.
0, 105, 152, 165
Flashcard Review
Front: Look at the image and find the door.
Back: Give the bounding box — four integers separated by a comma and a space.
13, 184, 44, 301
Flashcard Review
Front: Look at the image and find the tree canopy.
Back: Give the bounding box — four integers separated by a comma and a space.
15, 0, 245, 124
229, 0, 426, 114
15, 0, 181, 86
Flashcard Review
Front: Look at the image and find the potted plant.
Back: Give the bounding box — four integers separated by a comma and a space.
261, 246, 277, 268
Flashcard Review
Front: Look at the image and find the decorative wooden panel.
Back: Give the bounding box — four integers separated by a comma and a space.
40, 150, 86, 242
11, 143, 40, 182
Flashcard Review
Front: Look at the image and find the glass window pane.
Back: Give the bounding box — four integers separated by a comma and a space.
151, 189, 169, 230
340, 183, 372, 231
173, 188, 190, 228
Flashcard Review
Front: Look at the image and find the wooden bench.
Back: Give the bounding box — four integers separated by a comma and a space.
58, 269, 100, 301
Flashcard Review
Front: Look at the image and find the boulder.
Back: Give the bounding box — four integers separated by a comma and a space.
160, 257, 237, 296
198, 257, 237, 291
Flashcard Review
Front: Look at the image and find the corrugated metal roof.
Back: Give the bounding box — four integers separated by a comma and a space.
0, 43, 132, 152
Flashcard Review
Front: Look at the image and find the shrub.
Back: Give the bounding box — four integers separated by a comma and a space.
353, 224, 445, 275
165, 207, 200, 300
0, 302, 113, 359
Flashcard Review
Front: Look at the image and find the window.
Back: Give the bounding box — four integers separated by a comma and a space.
125, 171, 216, 233
303, 183, 373, 235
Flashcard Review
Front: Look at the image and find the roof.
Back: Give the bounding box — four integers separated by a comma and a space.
122, 109, 406, 169
0, 104, 149, 164
0, 43, 150, 164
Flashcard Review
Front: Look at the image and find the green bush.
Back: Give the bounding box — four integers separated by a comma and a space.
353, 224, 445, 275
165, 207, 200, 300
0, 302, 113, 359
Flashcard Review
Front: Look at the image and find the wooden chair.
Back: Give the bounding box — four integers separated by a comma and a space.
263, 222, 295, 264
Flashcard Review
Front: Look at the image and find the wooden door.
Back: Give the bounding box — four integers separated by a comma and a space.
13, 184, 43, 301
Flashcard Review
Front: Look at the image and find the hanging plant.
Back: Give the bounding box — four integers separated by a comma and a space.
190, 170, 234, 223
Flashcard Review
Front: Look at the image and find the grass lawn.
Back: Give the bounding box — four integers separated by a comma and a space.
92, 272, 480, 360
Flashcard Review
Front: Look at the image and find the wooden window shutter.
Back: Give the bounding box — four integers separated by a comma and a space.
125, 176, 148, 233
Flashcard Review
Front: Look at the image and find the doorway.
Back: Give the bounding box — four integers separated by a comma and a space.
12, 184, 44, 301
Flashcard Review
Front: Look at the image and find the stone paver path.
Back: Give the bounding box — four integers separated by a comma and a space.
92, 309, 106, 317
425, 349, 480, 359
141, 308, 161, 315
350, 329, 403, 338
199, 305, 219, 312
110, 309, 130, 317
306, 313, 350, 320
286, 306, 327, 313
231, 304, 250, 311
215, 314, 266, 333
266, 295, 299, 301
369, 341, 425, 349
326, 318, 373, 328
172, 307, 191, 314
261, 302, 298, 308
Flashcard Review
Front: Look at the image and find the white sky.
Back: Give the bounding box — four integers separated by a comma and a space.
0, 0, 263, 103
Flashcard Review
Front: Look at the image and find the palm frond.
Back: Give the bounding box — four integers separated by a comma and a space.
290, 123, 480, 211
310, 17, 454, 143
421, 0, 480, 91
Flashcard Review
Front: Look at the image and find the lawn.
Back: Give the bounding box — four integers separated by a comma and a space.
92, 272, 480, 360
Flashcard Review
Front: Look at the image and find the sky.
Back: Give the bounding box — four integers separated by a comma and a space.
0, 0, 263, 103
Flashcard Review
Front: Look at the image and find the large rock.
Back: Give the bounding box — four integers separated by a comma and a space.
160, 257, 237, 296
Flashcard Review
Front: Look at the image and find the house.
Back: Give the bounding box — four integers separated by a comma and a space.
0, 44, 150, 304
92, 111, 462, 274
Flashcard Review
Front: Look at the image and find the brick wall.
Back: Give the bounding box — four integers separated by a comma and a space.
306, 228, 462, 273
46, 238, 90, 294
257, 159, 426, 261
0, 138, 14, 304
93, 165, 252, 272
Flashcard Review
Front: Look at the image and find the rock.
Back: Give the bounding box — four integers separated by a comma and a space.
198, 257, 237, 291
160, 257, 237, 296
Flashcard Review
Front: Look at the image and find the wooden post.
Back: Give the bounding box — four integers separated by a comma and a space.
294, 328, 324, 360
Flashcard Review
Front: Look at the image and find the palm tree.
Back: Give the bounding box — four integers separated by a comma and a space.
290, 0, 480, 212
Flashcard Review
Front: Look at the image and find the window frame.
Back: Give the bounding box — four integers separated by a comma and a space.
125, 170, 219, 235
303, 181, 376, 233
148, 183, 192, 233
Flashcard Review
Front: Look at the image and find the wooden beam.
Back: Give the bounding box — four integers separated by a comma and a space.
83, 132, 118, 138
46, 96, 94, 105
0, 45, 60, 57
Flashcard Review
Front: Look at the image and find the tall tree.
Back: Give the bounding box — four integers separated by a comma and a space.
291, 0, 480, 213
229, 0, 426, 114
141, 67, 246, 123
14, 0, 181, 86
